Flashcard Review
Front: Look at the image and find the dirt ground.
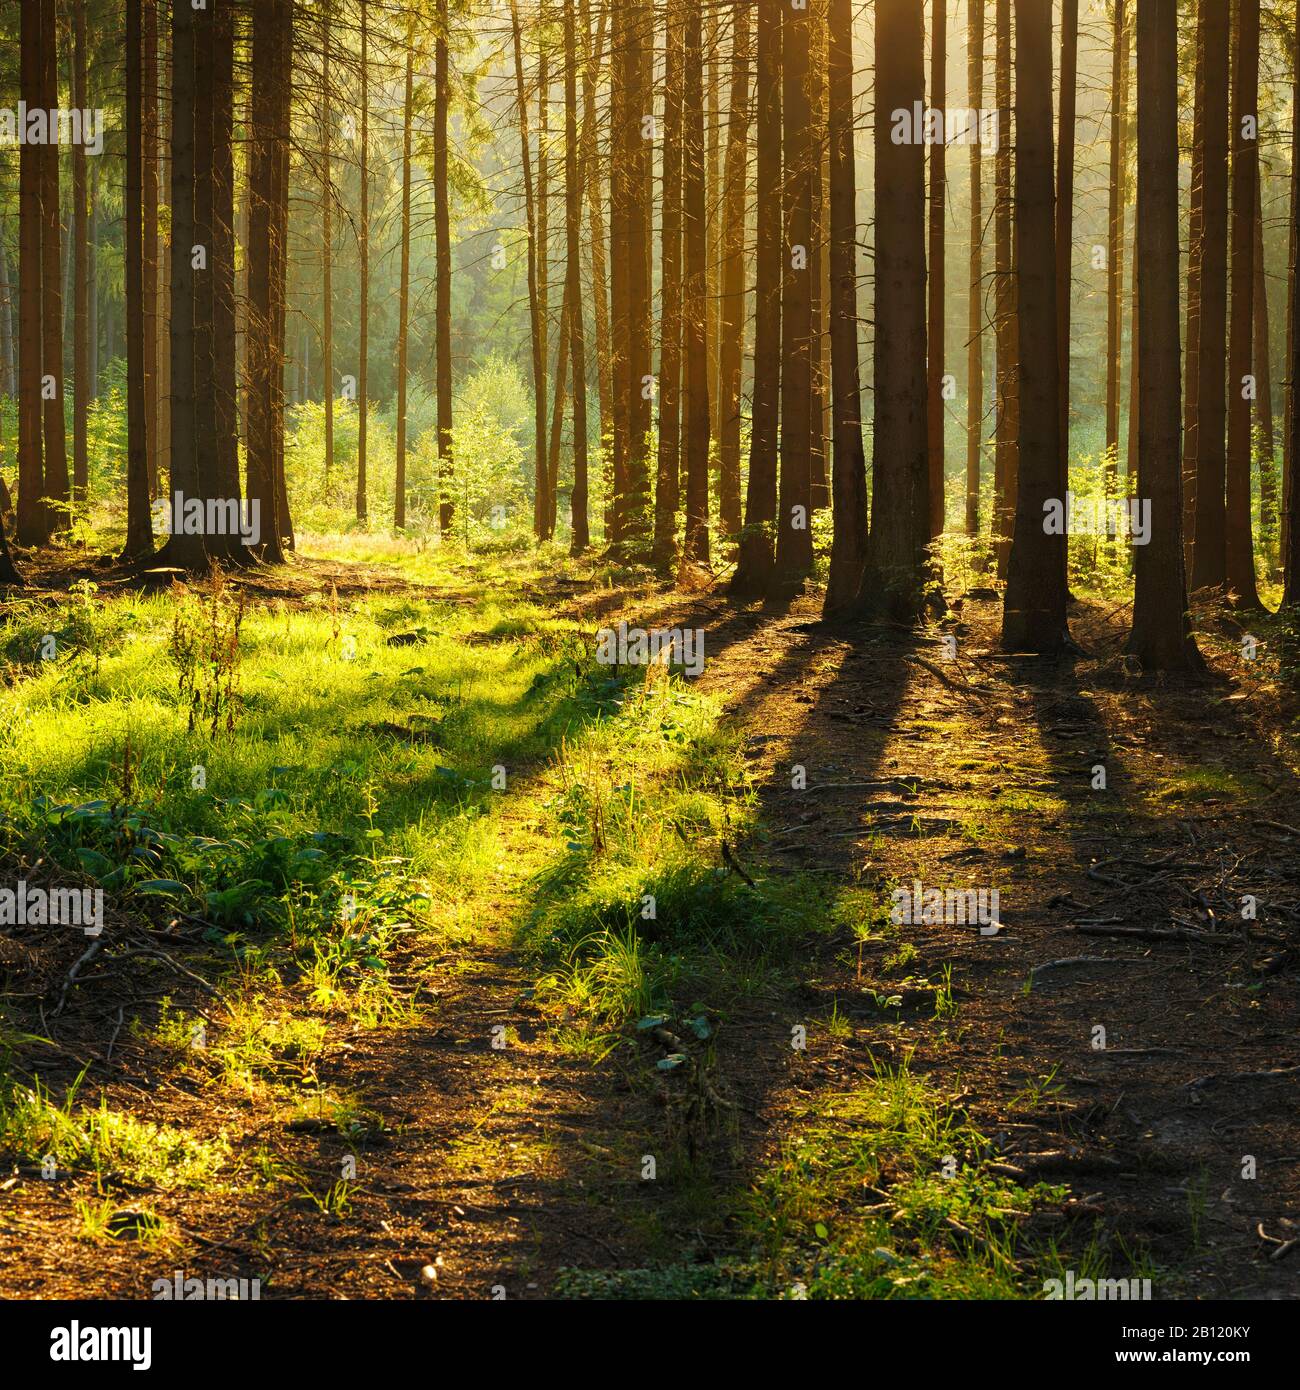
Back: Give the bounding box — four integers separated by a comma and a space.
2, 563, 1298, 1299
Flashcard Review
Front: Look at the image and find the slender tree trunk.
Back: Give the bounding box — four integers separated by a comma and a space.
1183, 3, 1206, 561
142, 0, 159, 497
545, 285, 570, 539
246, 0, 288, 565
626, 2, 654, 542
717, 1, 752, 541
1226, 0, 1263, 609
607, 3, 628, 544
511, 1, 547, 542
356, 0, 369, 522
579, 0, 610, 519
654, 0, 684, 567
322, 0, 334, 482
1128, 0, 1203, 669
966, 0, 985, 537
539, 35, 549, 520
72, 0, 89, 502
394, 41, 414, 531
860, 0, 929, 617
1105, 0, 1129, 474
706, 4, 720, 444
774, 0, 813, 587
193, 0, 218, 545
0, 221, 14, 398
40, 0, 69, 517
435, 0, 454, 535
166, 0, 205, 568
808, 0, 829, 512
1255, 172, 1278, 562
564, 0, 589, 553
211, 0, 240, 563
993, 0, 1017, 574
822, 0, 867, 615
1056, 0, 1077, 507
1002, 0, 1067, 652
17, 0, 46, 545
926, 0, 946, 539
731, 0, 781, 595
682, 0, 711, 564
1190, 0, 1230, 591
123, 0, 153, 556
1284, 0, 1300, 606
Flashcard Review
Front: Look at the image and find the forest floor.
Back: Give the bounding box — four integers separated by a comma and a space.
1, 543, 1298, 1300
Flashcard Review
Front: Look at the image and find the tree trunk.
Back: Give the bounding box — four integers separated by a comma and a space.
1105, 0, 1130, 478
1284, 0, 1300, 606
564, 0, 589, 553
1002, 0, 1067, 652
808, 0, 829, 513
322, 0, 334, 482
212, 0, 240, 562
72, 0, 89, 502
1255, 172, 1278, 563
1183, 3, 1206, 561
860, 0, 929, 618
579, 0, 611, 523
394, 41, 413, 531
356, 0, 369, 523
511, 1, 546, 541
1127, 0, 1204, 669
682, 0, 711, 565
0, 220, 14, 398
993, 0, 1017, 574
167, 0, 205, 569
654, 0, 684, 567
40, 0, 69, 519
822, 0, 867, 615
731, 0, 781, 596
966, 0, 985, 537
1226, 0, 1263, 609
123, 0, 153, 557
17, 0, 45, 546
774, 0, 813, 587
1056, 0, 1077, 506
435, 0, 454, 535
717, 1, 752, 541
142, 0, 159, 498
926, 0, 946, 539
1190, 0, 1230, 591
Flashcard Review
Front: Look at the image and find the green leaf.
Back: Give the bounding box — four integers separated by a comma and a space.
656, 1053, 688, 1071
814, 1222, 829, 1240
636, 1016, 670, 1032
134, 879, 187, 896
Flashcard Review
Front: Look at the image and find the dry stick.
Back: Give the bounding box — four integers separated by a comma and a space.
52, 936, 105, 1016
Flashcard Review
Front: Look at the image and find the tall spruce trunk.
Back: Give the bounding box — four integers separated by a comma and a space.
1056, 0, 1078, 505
435, 0, 454, 534
654, 0, 685, 567
1226, 0, 1263, 609
123, 0, 153, 557
356, 0, 369, 522
1128, 0, 1204, 669
993, 0, 1017, 574
926, 0, 946, 539
1001, 0, 1067, 653
394, 42, 413, 531
966, 0, 985, 537
860, 0, 929, 618
822, 0, 867, 615
731, 0, 781, 596
682, 0, 711, 564
564, 0, 589, 553
72, 0, 89, 501
1190, 0, 1230, 591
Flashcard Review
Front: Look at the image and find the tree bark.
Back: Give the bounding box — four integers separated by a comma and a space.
731, 0, 781, 596
1127, 0, 1203, 669
1105, 0, 1130, 477
123, 0, 152, 557
1055, 0, 1077, 506
774, 0, 813, 587
564, 0, 589, 553
1001, 0, 1068, 653
965, 0, 985, 537
435, 0, 454, 535
1190, 0, 1230, 591
395, 40, 414, 531
72, 0, 89, 502
39, 0, 69, 518
654, 0, 684, 567
682, 0, 711, 565
356, 0, 369, 523
1226, 0, 1263, 609
822, 0, 867, 616
993, 0, 1017, 574
926, 0, 946, 539
717, 1, 752, 541
860, 0, 929, 618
